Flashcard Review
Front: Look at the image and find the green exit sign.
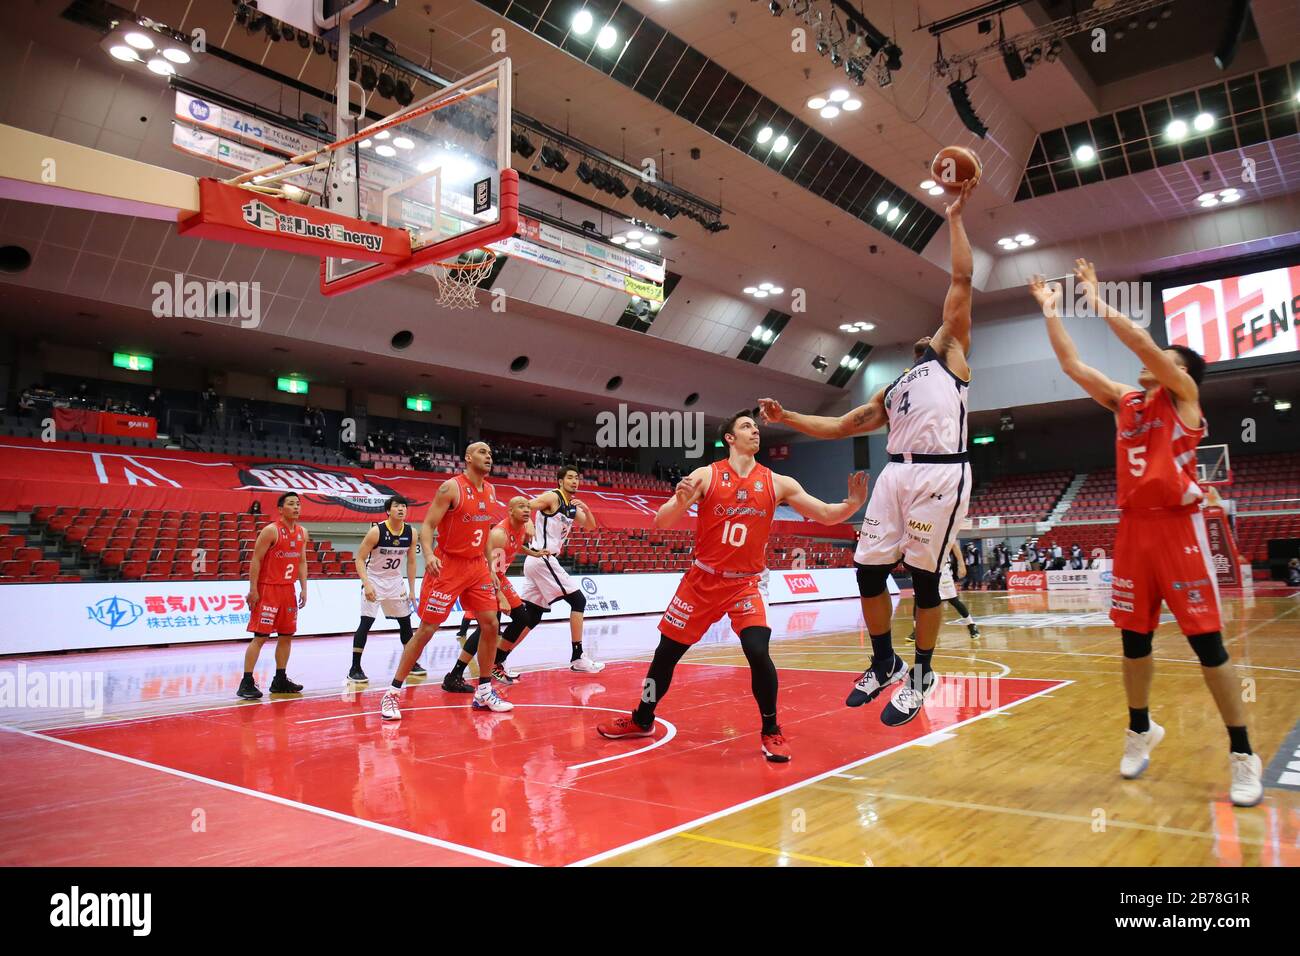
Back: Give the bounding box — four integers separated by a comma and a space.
277, 377, 308, 395
113, 352, 153, 372
406, 396, 432, 412
972, 435, 995, 445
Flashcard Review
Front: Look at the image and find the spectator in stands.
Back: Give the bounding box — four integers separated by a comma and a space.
201, 386, 219, 432
249, 500, 262, 516
1070, 543, 1084, 570
1051, 541, 1065, 569
144, 388, 162, 424
1025, 539, 1040, 569
214, 398, 226, 434
19, 386, 37, 421
1287, 558, 1300, 587
964, 542, 980, 584
240, 402, 257, 437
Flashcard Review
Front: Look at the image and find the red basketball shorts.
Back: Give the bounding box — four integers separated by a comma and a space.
659, 565, 768, 646
418, 554, 497, 628
1110, 508, 1222, 635
248, 583, 298, 636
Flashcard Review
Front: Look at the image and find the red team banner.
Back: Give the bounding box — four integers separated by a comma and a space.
1161, 262, 1300, 365
52, 410, 157, 438
0, 437, 850, 537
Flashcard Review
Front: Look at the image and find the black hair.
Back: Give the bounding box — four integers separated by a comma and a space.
717, 410, 755, 448
1166, 344, 1206, 386
276, 492, 300, 507
384, 495, 408, 512
558, 465, 580, 483
913, 336, 930, 361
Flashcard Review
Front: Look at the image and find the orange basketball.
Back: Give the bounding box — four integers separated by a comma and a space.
931, 146, 982, 193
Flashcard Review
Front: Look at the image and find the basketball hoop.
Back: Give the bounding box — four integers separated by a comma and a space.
428, 249, 496, 309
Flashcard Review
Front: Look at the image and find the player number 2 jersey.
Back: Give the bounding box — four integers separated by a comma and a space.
437, 474, 498, 560
1115, 386, 1205, 510
694, 461, 776, 575
883, 346, 969, 455
259, 521, 305, 586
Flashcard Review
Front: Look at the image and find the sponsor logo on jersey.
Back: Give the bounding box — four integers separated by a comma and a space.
1111, 599, 1135, 612
723, 506, 768, 517
733, 599, 755, 612
1111, 576, 1135, 590
907, 519, 934, 533
754, 480, 764, 493
663, 611, 687, 629
670, 596, 696, 613
239, 463, 406, 514
862, 517, 881, 527
784, 573, 818, 595
736, 490, 748, 501
720, 471, 732, 484
1171, 578, 1212, 590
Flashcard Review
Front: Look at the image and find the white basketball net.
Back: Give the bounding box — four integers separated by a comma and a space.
430, 251, 496, 309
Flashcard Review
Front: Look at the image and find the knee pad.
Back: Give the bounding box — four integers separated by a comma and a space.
563, 590, 587, 614
905, 564, 941, 609
1187, 631, 1229, 668
855, 562, 892, 599
522, 600, 546, 629
397, 616, 412, 642
1121, 629, 1153, 659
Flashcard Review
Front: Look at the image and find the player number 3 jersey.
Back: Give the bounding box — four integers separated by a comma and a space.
437, 474, 498, 560
694, 461, 776, 575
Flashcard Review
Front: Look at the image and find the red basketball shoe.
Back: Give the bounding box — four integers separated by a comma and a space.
761, 729, 791, 763
597, 715, 654, 739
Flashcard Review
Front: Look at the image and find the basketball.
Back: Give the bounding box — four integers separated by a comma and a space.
931, 146, 982, 193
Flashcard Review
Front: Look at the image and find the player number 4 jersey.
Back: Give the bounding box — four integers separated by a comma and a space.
1115, 387, 1206, 510
883, 346, 969, 455
693, 461, 776, 575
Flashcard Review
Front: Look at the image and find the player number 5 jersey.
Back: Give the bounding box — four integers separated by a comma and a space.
1115, 386, 1205, 510
693, 461, 775, 575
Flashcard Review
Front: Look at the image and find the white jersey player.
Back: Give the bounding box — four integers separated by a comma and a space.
505, 465, 604, 673
759, 175, 978, 728
348, 495, 419, 684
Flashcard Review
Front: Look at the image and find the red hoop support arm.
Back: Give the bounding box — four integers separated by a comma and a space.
318, 169, 519, 297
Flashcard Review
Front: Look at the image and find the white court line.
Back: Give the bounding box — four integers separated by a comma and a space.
680, 659, 1018, 679
565, 680, 1072, 867
292, 703, 677, 772
0, 722, 534, 868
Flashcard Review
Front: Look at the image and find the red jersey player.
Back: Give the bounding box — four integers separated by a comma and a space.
1032, 260, 1261, 806
237, 491, 310, 700
382, 442, 510, 719
441, 495, 550, 692
597, 412, 868, 762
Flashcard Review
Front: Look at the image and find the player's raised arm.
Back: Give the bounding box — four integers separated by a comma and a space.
421, 479, 459, 573
1075, 258, 1198, 405
758, 388, 887, 440
930, 178, 976, 357
527, 490, 559, 513
655, 465, 711, 529
355, 525, 382, 599
1030, 274, 1129, 411
572, 497, 598, 530
774, 471, 868, 525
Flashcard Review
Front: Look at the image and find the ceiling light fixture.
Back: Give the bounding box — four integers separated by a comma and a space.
1074, 144, 1096, 162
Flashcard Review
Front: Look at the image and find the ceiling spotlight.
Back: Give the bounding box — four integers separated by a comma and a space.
1017, 236, 1036, 246
769, 286, 784, 294
576, 160, 595, 185
572, 9, 594, 35
772, 135, 789, 153
744, 287, 758, 294
858, 322, 875, 331
1198, 195, 1219, 207
596, 25, 618, 50
884, 44, 903, 72
359, 139, 372, 149
627, 229, 644, 240
314, 36, 327, 55
875, 200, 889, 216
1045, 39, 1062, 62
375, 130, 390, 140
378, 72, 396, 98
812, 355, 829, 373
124, 32, 154, 50
998, 237, 1017, 247
611, 235, 627, 245
820, 105, 840, 119
395, 79, 414, 106
360, 63, 378, 91
752, 325, 764, 339
539, 145, 569, 172
1014, 233, 1032, 242
146, 58, 175, 76
626, 241, 642, 250
1074, 144, 1096, 162
754, 290, 769, 298
829, 89, 850, 103
511, 131, 536, 158
393, 136, 414, 150
844, 98, 861, 111
839, 324, 854, 331
163, 48, 191, 64
759, 282, 774, 290
762, 329, 775, 343
1219, 188, 1241, 201
641, 235, 659, 246
109, 46, 138, 62
927, 186, 945, 196
1165, 118, 1188, 141
808, 96, 827, 109
1193, 112, 1215, 132
886, 206, 899, 222
375, 144, 396, 158
757, 126, 774, 144
769, 1, 783, 15
920, 179, 936, 190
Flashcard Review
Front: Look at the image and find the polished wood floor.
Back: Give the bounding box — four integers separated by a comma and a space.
599, 590, 1300, 867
